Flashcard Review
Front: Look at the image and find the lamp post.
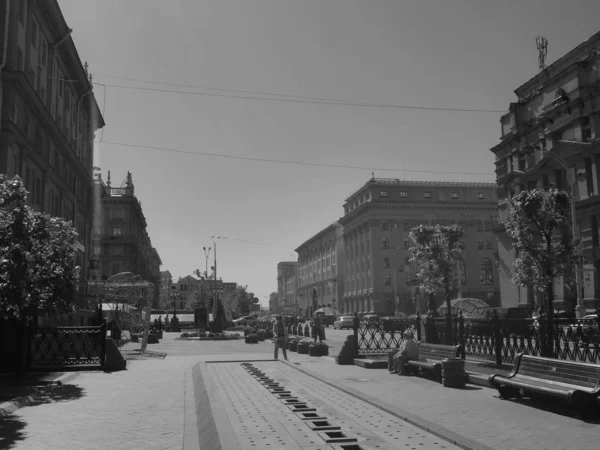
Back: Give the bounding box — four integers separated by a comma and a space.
539, 151, 585, 318
202, 246, 212, 280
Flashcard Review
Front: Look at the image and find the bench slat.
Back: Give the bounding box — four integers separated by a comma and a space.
518, 360, 600, 383
510, 374, 598, 393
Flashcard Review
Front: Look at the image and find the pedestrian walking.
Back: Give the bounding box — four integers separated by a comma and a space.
273, 315, 289, 360
313, 315, 322, 343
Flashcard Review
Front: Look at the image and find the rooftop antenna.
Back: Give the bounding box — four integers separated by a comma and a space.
536, 36, 548, 71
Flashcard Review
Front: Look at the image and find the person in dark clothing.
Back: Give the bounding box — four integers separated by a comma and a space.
273, 315, 289, 360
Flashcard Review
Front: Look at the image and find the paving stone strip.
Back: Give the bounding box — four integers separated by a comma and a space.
206, 361, 462, 450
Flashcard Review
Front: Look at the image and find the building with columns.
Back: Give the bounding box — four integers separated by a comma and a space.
0, 0, 105, 313
277, 262, 298, 316
338, 178, 500, 316
89, 170, 162, 307
296, 223, 345, 317
491, 30, 600, 316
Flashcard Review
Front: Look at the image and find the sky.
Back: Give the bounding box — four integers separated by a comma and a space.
57, 0, 600, 306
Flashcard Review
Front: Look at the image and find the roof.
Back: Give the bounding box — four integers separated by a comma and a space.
344, 178, 496, 202
295, 222, 341, 252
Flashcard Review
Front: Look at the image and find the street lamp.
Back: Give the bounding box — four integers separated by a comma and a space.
202, 246, 212, 280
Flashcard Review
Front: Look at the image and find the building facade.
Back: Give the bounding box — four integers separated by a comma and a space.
276, 262, 298, 316
296, 223, 345, 317
89, 170, 162, 306
0, 0, 105, 311
338, 178, 500, 316
491, 31, 600, 316
172, 275, 237, 311
269, 292, 278, 314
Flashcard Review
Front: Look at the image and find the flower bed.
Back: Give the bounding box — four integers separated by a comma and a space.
178, 332, 241, 341
297, 338, 312, 354
309, 341, 329, 357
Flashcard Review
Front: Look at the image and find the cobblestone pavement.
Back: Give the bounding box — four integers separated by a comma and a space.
215, 361, 461, 449
283, 353, 600, 450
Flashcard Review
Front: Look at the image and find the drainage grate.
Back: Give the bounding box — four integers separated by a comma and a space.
317, 430, 358, 444
306, 420, 342, 432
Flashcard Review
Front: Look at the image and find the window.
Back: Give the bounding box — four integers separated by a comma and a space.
380, 191, 389, 197
399, 191, 408, 198
404, 237, 410, 249
382, 238, 389, 249
111, 227, 122, 237
424, 192, 432, 199
478, 192, 485, 200
384, 274, 391, 286
92, 246, 101, 255
485, 239, 492, 249
477, 220, 483, 231
403, 221, 410, 231
383, 257, 390, 269
485, 221, 491, 231
458, 260, 466, 285
31, 19, 38, 48
480, 258, 493, 285
450, 192, 459, 199
477, 239, 483, 249
111, 207, 124, 219
382, 222, 389, 231
458, 221, 465, 230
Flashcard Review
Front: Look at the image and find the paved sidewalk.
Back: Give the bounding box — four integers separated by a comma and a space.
283, 352, 600, 450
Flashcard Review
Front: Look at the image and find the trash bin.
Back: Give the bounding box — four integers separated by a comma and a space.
441, 358, 466, 388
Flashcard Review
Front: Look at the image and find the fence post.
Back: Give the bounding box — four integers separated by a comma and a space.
100, 322, 107, 367
458, 311, 465, 347
353, 311, 359, 358
415, 312, 422, 342
492, 310, 502, 366
538, 307, 546, 358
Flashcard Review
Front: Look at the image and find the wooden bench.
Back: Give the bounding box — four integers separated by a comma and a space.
403, 342, 466, 378
489, 354, 600, 419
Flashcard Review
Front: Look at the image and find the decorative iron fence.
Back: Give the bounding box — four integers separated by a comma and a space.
29, 324, 107, 368
351, 312, 600, 365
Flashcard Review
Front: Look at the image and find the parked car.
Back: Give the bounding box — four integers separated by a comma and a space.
232, 315, 254, 326
481, 307, 534, 337
333, 316, 354, 330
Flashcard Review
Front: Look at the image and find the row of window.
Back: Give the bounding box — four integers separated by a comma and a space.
379, 190, 487, 200
379, 219, 495, 232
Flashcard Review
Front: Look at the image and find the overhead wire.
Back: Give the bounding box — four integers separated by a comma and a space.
94, 80, 506, 113
99, 140, 494, 176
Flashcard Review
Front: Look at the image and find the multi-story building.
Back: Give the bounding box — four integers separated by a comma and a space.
89, 170, 162, 306
491, 31, 600, 316
0, 0, 105, 312
172, 275, 237, 311
338, 178, 500, 316
158, 270, 173, 310
296, 223, 345, 317
277, 262, 298, 316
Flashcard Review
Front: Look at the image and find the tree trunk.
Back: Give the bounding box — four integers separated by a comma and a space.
544, 278, 555, 358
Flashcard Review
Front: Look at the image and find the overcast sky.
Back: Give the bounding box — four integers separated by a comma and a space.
59, 0, 600, 305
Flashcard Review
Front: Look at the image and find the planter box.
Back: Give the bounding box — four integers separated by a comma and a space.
288, 342, 298, 352
245, 334, 259, 344
297, 343, 309, 354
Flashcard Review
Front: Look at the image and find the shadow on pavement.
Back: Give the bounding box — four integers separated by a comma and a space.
0, 384, 85, 448
507, 396, 600, 424
0, 414, 26, 450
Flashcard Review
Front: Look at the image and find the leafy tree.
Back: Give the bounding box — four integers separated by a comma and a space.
0, 175, 81, 320
408, 224, 465, 344
503, 188, 572, 357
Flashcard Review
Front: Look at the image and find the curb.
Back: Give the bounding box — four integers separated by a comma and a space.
0, 372, 80, 417
283, 360, 494, 450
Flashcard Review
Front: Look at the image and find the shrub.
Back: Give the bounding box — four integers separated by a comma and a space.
180, 332, 189, 338
199, 332, 206, 337
208, 332, 215, 338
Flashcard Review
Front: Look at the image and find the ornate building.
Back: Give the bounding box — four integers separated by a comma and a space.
89, 171, 162, 306
491, 31, 600, 316
338, 178, 500, 316
296, 223, 345, 317
0, 0, 105, 315
277, 262, 298, 316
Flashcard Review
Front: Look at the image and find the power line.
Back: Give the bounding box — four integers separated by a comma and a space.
100, 140, 494, 176
94, 81, 506, 113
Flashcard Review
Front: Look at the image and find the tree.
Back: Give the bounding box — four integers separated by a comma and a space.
503, 188, 572, 357
408, 224, 465, 344
0, 175, 81, 319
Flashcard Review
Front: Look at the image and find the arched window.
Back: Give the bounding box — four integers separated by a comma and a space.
480, 258, 493, 285
458, 260, 466, 285
383, 257, 390, 269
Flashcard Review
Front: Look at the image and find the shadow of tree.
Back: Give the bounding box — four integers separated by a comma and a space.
0, 384, 85, 448
0, 415, 26, 450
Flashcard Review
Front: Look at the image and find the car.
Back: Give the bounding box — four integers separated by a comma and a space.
232, 315, 254, 326
333, 316, 354, 330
